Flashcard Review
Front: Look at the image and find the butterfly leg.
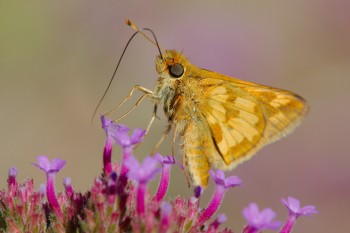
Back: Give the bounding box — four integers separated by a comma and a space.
103, 85, 153, 121
171, 125, 178, 157
144, 104, 159, 136
104, 85, 153, 117
152, 124, 172, 155
113, 93, 152, 122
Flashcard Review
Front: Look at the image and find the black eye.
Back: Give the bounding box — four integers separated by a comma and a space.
169, 63, 184, 78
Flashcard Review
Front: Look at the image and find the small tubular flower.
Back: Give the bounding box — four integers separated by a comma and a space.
152, 154, 181, 202
124, 155, 161, 215
242, 203, 281, 233
196, 170, 241, 226
32, 156, 66, 219
279, 197, 317, 233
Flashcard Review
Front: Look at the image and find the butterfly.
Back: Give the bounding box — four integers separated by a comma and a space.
98, 20, 309, 187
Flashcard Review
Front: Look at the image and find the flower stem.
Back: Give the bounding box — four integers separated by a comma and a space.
196, 185, 224, 226
279, 214, 297, 233
103, 137, 113, 174
137, 182, 147, 215
153, 165, 170, 202
46, 173, 63, 219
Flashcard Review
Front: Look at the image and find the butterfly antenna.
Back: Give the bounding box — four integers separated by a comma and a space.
90, 30, 140, 125
91, 20, 164, 124
126, 19, 163, 59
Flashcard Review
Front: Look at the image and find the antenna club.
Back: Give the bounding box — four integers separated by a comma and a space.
125, 19, 139, 31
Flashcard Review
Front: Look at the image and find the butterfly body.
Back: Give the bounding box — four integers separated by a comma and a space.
151, 50, 308, 187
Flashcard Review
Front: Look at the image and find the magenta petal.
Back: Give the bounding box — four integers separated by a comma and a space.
260, 208, 277, 222
140, 156, 161, 182
50, 158, 66, 172
129, 128, 146, 144
154, 153, 164, 162
100, 115, 111, 129
32, 156, 65, 173
283, 197, 300, 212
298, 205, 318, 216
243, 203, 259, 222
210, 170, 242, 188
125, 156, 160, 183
282, 196, 318, 217
33, 156, 51, 171
124, 156, 141, 179
224, 176, 242, 188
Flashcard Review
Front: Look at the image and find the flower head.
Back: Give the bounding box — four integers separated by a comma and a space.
210, 170, 242, 189
32, 156, 65, 219
32, 156, 66, 174
154, 154, 183, 168
101, 115, 129, 140
242, 203, 281, 232
124, 155, 161, 215
282, 197, 318, 217
279, 197, 318, 233
101, 115, 146, 149
125, 155, 161, 183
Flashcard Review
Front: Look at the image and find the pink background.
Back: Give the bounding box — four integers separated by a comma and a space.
1, 1, 349, 232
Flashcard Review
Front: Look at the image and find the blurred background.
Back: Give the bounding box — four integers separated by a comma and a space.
1, 0, 349, 232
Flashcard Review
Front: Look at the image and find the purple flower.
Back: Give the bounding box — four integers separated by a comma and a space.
101, 115, 129, 142
32, 156, 66, 219
211, 170, 241, 189
279, 197, 317, 233
242, 203, 281, 233
282, 196, 318, 217
196, 170, 241, 226
101, 116, 147, 196
101, 115, 130, 174
125, 155, 161, 183
101, 115, 145, 150
124, 155, 161, 215
32, 156, 66, 174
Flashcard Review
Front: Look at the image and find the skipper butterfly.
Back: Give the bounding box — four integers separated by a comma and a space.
96, 20, 308, 187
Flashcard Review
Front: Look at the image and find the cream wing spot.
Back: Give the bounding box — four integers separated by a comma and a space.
231, 129, 244, 144
228, 118, 260, 141
238, 110, 260, 125
209, 101, 227, 122
269, 96, 291, 108
212, 94, 229, 103
234, 97, 257, 113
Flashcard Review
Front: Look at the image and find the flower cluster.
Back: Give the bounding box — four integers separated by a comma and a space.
0, 116, 317, 232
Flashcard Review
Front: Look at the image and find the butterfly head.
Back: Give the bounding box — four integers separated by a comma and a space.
156, 50, 191, 80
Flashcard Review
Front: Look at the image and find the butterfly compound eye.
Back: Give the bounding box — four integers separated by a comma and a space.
169, 63, 184, 78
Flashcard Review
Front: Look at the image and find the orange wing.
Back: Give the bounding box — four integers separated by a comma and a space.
182, 69, 308, 187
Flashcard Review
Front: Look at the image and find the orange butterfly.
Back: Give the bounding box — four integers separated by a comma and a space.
97, 20, 308, 187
